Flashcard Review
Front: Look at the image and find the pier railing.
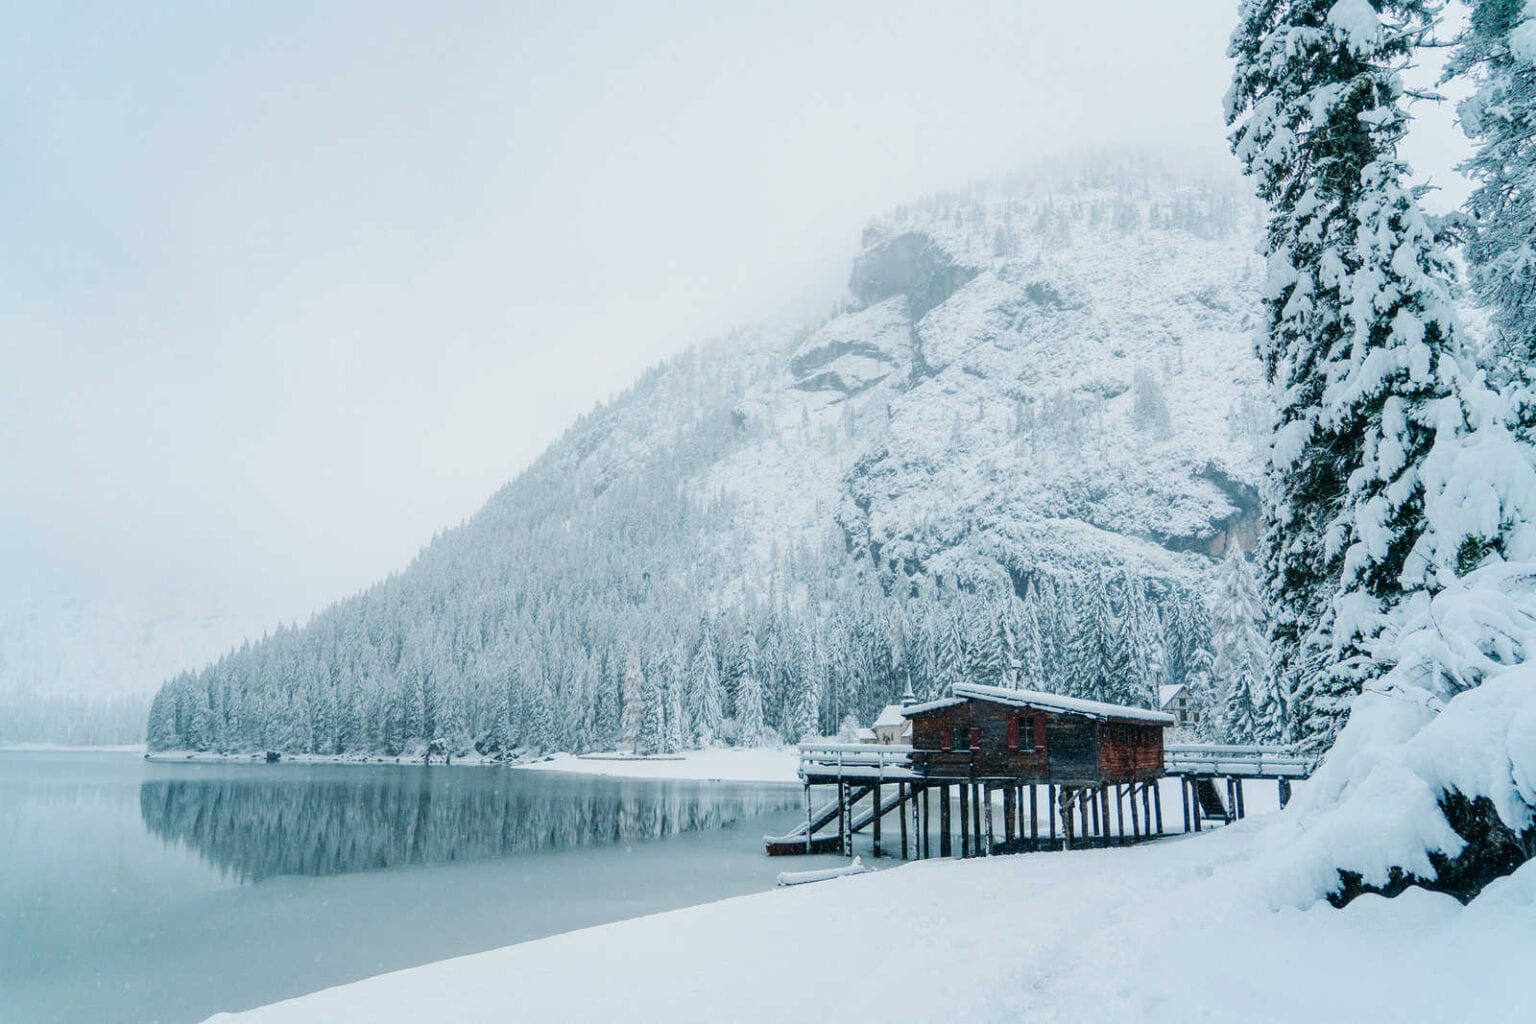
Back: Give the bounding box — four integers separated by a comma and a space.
1162, 742, 1316, 779
798, 742, 914, 779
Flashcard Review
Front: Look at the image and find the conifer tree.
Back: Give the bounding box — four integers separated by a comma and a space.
1227, 0, 1465, 749
1209, 548, 1272, 743
735, 630, 766, 746
1069, 571, 1118, 701
620, 646, 646, 753
1447, 0, 1536, 398
687, 626, 724, 747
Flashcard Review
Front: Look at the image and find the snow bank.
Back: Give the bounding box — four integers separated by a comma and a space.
206, 818, 1534, 1024
1263, 561, 1536, 905
513, 747, 801, 784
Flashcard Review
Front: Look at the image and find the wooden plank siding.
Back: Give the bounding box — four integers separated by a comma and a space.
908, 696, 1166, 786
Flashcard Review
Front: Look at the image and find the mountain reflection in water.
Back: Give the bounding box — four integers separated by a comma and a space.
139, 767, 797, 883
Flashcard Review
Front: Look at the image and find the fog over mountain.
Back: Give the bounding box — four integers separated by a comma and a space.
144, 158, 1267, 756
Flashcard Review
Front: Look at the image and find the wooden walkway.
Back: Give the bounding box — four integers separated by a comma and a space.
765, 741, 1319, 858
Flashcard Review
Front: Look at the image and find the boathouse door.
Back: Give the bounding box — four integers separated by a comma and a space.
1046, 719, 1097, 781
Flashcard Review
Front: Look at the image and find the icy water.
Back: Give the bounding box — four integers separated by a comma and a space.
0, 751, 826, 1024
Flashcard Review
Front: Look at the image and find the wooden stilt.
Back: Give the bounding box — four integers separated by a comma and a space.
1030, 785, 1039, 848
1193, 779, 1202, 832
1117, 784, 1127, 845
804, 784, 813, 854
1278, 777, 1292, 809
1048, 785, 1058, 848
958, 783, 970, 858
1003, 783, 1016, 849
984, 784, 994, 855
940, 785, 952, 858
1141, 779, 1152, 837
1078, 789, 1090, 843
1099, 786, 1112, 849
899, 782, 909, 860
1129, 781, 1141, 840
1180, 777, 1191, 834
972, 783, 983, 854
1153, 780, 1164, 835
1235, 779, 1246, 820
872, 781, 882, 859
838, 782, 850, 857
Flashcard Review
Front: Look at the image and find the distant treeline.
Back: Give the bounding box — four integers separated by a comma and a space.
0, 689, 150, 745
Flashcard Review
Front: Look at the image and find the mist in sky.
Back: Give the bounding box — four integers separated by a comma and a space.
0, 1, 1469, 694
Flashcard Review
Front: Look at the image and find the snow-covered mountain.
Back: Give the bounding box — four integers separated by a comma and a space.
146, 158, 1269, 757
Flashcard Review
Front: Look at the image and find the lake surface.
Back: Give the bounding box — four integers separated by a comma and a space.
0, 751, 827, 1024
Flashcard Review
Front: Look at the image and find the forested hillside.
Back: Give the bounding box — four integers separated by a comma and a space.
147, 159, 1285, 757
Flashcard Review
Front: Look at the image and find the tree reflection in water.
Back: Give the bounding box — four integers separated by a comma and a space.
139, 768, 797, 883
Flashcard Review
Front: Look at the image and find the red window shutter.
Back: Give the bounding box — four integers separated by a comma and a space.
940, 728, 952, 752
1007, 716, 1019, 750
1033, 716, 1047, 752
969, 726, 981, 750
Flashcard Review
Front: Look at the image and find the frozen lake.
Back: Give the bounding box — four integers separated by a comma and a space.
0, 750, 828, 1024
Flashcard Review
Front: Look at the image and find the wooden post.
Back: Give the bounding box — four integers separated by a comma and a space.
1099, 786, 1112, 849
872, 781, 882, 859
1141, 779, 1152, 837
1003, 784, 1017, 849
984, 784, 994, 855
1235, 779, 1246, 820
1060, 788, 1073, 850
915, 792, 927, 859
1129, 781, 1141, 840
899, 782, 909, 860
838, 782, 849, 857
1153, 779, 1164, 835
1278, 777, 1292, 809
1194, 779, 1202, 832
940, 785, 952, 858
1030, 785, 1039, 848
958, 783, 970, 858
804, 784, 813, 854
1078, 789, 1091, 843
972, 783, 984, 854
1116, 785, 1127, 845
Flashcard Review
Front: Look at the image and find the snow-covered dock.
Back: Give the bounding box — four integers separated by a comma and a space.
770, 686, 1320, 858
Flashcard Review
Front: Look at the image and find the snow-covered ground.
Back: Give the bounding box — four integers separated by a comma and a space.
514, 747, 801, 784
206, 809, 1533, 1024
0, 742, 146, 753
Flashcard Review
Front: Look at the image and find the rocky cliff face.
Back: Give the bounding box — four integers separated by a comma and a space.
710, 163, 1266, 599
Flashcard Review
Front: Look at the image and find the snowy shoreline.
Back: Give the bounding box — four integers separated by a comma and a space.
137, 746, 802, 783
1, 742, 146, 753
204, 810, 1535, 1024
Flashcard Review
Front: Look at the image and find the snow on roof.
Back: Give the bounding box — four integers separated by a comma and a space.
872, 704, 907, 729
904, 683, 1175, 726
854, 728, 877, 741
1158, 684, 1185, 709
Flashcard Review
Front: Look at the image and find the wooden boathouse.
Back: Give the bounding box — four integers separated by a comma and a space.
765, 681, 1316, 858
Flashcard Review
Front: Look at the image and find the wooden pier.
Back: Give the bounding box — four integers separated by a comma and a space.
765, 684, 1319, 859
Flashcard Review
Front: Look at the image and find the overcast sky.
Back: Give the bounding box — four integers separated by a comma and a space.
0, 1, 1471, 691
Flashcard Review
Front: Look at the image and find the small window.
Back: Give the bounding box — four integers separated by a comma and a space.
952, 725, 970, 751
1018, 716, 1036, 752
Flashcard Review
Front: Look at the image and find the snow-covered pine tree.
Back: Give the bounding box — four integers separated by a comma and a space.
1447, 0, 1536, 398
620, 645, 645, 753
1015, 590, 1045, 689
1227, 0, 1460, 749
734, 630, 766, 747
1209, 548, 1272, 743
687, 625, 724, 747
1069, 571, 1118, 701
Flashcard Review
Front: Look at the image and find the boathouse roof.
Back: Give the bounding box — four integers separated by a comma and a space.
901, 682, 1176, 727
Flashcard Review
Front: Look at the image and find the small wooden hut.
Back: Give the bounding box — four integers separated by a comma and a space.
903, 681, 1172, 786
